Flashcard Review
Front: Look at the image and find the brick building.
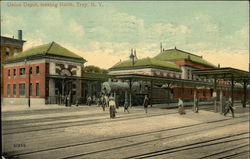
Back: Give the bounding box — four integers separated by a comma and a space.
1, 30, 26, 62
2, 42, 86, 105
1, 30, 26, 95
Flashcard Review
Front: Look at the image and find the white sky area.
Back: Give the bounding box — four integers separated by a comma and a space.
1, 1, 249, 71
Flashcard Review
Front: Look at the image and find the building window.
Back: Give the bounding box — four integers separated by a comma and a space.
29, 67, 33, 74
30, 83, 33, 96
8, 70, 11, 77
20, 68, 26, 75
6, 48, 10, 56
13, 69, 16, 76
19, 84, 26, 96
36, 66, 40, 74
13, 84, 16, 96
36, 83, 40, 96
7, 84, 11, 96
14, 49, 18, 56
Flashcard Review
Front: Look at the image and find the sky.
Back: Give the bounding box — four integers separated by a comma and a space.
1, 1, 249, 71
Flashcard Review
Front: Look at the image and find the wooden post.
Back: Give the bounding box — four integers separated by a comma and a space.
193, 87, 197, 112
150, 80, 153, 107
219, 88, 223, 114
167, 83, 170, 106
129, 79, 132, 107
243, 80, 247, 108
231, 75, 234, 107
214, 75, 217, 112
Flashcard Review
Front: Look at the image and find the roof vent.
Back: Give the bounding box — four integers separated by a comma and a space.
18, 30, 22, 40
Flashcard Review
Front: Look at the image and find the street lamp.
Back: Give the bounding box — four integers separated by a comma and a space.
24, 59, 31, 108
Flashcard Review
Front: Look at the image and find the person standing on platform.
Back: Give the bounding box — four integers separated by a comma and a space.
224, 97, 235, 118
104, 95, 109, 107
143, 95, 149, 113
101, 95, 105, 111
87, 96, 92, 106
109, 96, 116, 118
194, 96, 199, 113
124, 100, 129, 113
178, 97, 186, 115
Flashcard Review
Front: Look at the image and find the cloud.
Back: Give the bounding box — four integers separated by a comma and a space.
1, 12, 25, 34
196, 49, 249, 71
68, 20, 85, 36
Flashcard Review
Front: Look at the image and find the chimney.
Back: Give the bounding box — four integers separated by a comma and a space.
18, 30, 22, 40
160, 42, 162, 52
218, 64, 220, 68
134, 49, 138, 60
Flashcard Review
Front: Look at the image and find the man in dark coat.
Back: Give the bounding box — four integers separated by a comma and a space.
224, 97, 235, 118
143, 95, 149, 113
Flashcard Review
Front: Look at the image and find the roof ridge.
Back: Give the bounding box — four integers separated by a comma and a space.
163, 48, 202, 58
45, 41, 55, 54
175, 48, 202, 58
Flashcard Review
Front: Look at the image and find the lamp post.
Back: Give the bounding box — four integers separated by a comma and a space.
24, 59, 31, 108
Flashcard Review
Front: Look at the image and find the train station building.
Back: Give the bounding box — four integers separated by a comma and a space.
2, 42, 86, 105
107, 47, 245, 105
1, 38, 249, 107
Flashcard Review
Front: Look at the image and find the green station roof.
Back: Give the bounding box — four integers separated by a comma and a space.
5, 42, 86, 62
192, 67, 250, 81
154, 48, 216, 68
110, 57, 181, 72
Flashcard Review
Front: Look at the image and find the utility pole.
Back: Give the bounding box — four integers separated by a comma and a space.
25, 59, 31, 108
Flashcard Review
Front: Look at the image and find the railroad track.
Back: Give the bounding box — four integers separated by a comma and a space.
2, 111, 179, 135
1, 106, 224, 135
4, 116, 248, 159
122, 134, 249, 159
199, 144, 249, 159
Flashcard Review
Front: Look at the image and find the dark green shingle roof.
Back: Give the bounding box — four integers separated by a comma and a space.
110, 57, 181, 71
154, 48, 216, 68
6, 42, 86, 62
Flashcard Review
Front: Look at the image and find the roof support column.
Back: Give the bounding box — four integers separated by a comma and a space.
129, 79, 132, 108
213, 75, 217, 112
193, 87, 197, 112
167, 83, 171, 106
219, 88, 223, 114
243, 80, 247, 108
150, 79, 153, 107
231, 75, 234, 107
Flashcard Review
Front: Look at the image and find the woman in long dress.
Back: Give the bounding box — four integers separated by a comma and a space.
178, 97, 186, 115
109, 96, 116, 118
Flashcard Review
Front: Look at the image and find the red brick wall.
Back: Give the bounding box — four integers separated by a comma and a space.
3, 62, 46, 98
174, 60, 214, 69
1, 44, 23, 62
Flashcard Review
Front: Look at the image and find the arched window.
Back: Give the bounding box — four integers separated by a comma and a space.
6, 48, 10, 56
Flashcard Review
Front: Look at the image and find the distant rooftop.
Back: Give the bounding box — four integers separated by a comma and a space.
110, 57, 181, 72
154, 47, 216, 68
5, 41, 86, 63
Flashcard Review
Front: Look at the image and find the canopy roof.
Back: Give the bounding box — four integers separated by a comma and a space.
5, 41, 86, 63
192, 67, 250, 82
113, 74, 217, 88
154, 48, 216, 68
110, 57, 181, 72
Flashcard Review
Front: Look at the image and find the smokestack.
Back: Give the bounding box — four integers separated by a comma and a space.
134, 49, 138, 60
160, 42, 162, 52
218, 64, 220, 68
18, 30, 22, 40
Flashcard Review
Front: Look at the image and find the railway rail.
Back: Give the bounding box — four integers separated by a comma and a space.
4, 116, 248, 159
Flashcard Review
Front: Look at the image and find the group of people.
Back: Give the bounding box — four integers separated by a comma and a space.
177, 96, 235, 117
87, 94, 235, 119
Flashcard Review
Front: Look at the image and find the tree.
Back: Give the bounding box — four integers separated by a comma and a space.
83, 65, 107, 74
